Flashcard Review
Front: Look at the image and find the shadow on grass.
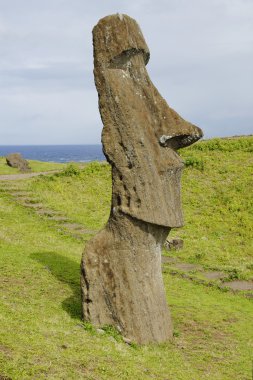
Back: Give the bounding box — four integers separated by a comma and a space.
31, 251, 82, 320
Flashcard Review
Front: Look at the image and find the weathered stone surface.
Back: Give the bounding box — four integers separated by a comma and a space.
164, 238, 184, 251
221, 281, 253, 291
161, 256, 178, 264
172, 263, 203, 272
81, 14, 203, 344
6, 153, 31, 172
202, 271, 227, 280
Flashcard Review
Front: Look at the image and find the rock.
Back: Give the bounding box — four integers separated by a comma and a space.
164, 238, 184, 251
172, 263, 203, 272
122, 337, 132, 345
221, 281, 253, 291
96, 328, 106, 335
6, 153, 31, 172
108, 336, 117, 343
202, 271, 227, 280
161, 256, 178, 264
81, 14, 203, 345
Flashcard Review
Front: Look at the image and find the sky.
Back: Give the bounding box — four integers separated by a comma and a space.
0, 0, 252, 145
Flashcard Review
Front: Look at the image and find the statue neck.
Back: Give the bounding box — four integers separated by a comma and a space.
107, 211, 170, 250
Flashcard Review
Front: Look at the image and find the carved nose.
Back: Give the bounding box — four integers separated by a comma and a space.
159, 125, 203, 150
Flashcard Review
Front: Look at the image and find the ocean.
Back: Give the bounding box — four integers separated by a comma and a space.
0, 145, 105, 163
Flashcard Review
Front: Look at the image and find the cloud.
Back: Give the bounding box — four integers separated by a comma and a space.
0, 87, 101, 145
0, 0, 252, 144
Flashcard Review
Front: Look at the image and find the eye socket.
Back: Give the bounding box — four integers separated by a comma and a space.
109, 48, 148, 69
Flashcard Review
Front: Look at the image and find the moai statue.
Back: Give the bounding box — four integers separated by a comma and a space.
81, 14, 203, 344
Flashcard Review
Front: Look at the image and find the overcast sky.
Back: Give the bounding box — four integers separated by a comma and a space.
0, 0, 252, 145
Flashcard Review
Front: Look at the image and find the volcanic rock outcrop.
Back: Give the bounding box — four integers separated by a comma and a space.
81, 14, 203, 344
6, 153, 31, 172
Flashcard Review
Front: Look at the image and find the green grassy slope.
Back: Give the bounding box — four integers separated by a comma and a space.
0, 157, 66, 175
27, 136, 253, 277
0, 136, 252, 379
173, 136, 253, 278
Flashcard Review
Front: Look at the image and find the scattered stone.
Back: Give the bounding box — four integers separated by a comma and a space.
122, 337, 132, 345
75, 229, 96, 235
108, 336, 117, 343
161, 256, 178, 264
62, 224, 96, 234
49, 216, 70, 222
0, 185, 20, 191
0, 171, 60, 181
10, 191, 31, 196
172, 263, 203, 272
16, 197, 40, 204
71, 234, 85, 240
81, 14, 202, 345
96, 328, 106, 335
164, 238, 184, 251
6, 153, 31, 172
22, 203, 44, 209
202, 271, 227, 280
75, 323, 84, 329
62, 223, 85, 230
37, 209, 61, 217
221, 281, 253, 291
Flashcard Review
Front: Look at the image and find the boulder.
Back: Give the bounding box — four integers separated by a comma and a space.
164, 238, 184, 251
6, 153, 31, 172
81, 14, 203, 344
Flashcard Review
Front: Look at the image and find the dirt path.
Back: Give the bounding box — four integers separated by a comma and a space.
1, 172, 252, 297
0, 180, 97, 240
0, 170, 60, 181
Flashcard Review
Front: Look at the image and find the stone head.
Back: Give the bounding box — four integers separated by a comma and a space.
93, 14, 203, 227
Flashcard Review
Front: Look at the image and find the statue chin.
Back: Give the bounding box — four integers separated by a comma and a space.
111, 162, 184, 228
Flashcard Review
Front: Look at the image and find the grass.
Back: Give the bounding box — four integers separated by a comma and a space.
27, 162, 111, 229
0, 157, 67, 175
173, 136, 253, 279
0, 136, 253, 379
26, 137, 253, 277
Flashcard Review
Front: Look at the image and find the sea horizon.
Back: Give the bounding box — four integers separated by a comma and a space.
0, 144, 102, 146
1, 135, 252, 163
0, 144, 105, 163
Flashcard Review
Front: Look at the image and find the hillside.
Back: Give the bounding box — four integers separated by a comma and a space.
0, 136, 252, 379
